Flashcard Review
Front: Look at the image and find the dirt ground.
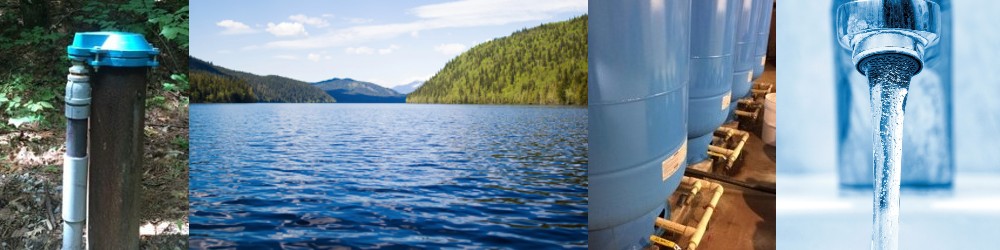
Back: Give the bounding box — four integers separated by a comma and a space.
0, 88, 189, 249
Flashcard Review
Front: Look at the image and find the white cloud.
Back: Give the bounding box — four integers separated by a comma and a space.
345, 17, 374, 24
378, 45, 401, 55
345, 46, 375, 55
412, 0, 585, 25
290, 14, 329, 27
258, 0, 585, 50
216, 20, 256, 35
274, 55, 299, 60
266, 22, 308, 36
217, 49, 233, 54
307, 53, 322, 62
434, 43, 467, 55
346, 45, 400, 55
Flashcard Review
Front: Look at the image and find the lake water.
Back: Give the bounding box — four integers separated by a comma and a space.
188, 103, 588, 248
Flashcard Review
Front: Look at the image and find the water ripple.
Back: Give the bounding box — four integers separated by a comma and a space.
190, 104, 588, 248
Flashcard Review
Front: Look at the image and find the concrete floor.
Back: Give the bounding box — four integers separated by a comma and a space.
656, 62, 777, 250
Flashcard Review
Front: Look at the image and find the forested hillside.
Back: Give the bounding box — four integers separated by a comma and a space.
189, 57, 334, 103
190, 72, 257, 103
407, 15, 587, 105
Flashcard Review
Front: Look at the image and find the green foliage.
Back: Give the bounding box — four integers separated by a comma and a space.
76, 0, 189, 48
171, 136, 188, 151
162, 73, 189, 94
407, 15, 588, 105
0, 75, 59, 130
189, 71, 258, 103
0, 0, 189, 131
190, 57, 335, 103
44, 165, 60, 174
145, 95, 167, 109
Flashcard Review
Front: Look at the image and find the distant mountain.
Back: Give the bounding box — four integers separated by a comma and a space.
392, 80, 424, 95
311, 78, 406, 103
407, 15, 587, 105
189, 57, 335, 103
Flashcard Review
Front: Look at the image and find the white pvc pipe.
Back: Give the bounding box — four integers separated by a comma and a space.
62, 62, 90, 250
655, 177, 725, 250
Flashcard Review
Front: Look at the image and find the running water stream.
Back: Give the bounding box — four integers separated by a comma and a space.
862, 54, 919, 250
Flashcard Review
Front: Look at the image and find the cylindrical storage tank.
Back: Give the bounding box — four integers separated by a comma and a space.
589, 0, 691, 249
752, 0, 775, 79
687, 0, 740, 164
730, 0, 758, 115
763, 93, 776, 145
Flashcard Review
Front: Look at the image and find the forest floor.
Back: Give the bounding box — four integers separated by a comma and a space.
0, 88, 188, 249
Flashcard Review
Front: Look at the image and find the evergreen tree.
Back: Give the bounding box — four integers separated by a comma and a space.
407, 15, 587, 105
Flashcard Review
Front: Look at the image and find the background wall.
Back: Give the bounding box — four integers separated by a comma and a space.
777, 0, 1000, 173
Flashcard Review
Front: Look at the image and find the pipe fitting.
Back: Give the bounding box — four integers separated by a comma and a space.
655, 177, 725, 250
65, 64, 91, 120
850, 32, 925, 74
836, 0, 940, 74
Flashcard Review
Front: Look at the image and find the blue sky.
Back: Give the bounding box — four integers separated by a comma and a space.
190, 0, 587, 88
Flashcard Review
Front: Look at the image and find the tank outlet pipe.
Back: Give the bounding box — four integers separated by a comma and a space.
63, 32, 158, 250
707, 127, 749, 170
836, 0, 940, 73
62, 62, 90, 250
654, 176, 725, 250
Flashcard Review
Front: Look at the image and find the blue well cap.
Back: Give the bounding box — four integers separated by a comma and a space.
67, 32, 159, 67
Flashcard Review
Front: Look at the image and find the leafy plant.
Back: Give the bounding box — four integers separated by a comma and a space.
171, 136, 188, 151
162, 73, 189, 93
148, 6, 189, 49
0, 75, 59, 129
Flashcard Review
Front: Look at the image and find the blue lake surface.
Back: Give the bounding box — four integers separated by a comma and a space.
189, 103, 588, 249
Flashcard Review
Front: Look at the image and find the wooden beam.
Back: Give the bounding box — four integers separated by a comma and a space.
88, 67, 147, 249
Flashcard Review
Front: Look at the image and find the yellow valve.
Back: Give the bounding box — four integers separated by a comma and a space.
649, 235, 682, 250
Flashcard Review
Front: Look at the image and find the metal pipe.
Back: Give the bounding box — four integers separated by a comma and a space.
62, 62, 90, 250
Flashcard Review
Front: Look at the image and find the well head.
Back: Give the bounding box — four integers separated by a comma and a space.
67, 32, 159, 68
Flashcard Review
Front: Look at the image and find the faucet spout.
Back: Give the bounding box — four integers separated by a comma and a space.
836, 0, 941, 74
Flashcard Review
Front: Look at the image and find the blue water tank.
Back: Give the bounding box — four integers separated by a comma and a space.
752, 0, 775, 79
730, 0, 758, 115
589, 0, 690, 249
687, 0, 740, 164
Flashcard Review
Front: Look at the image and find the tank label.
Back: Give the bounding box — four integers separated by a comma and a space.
662, 141, 687, 181
721, 91, 732, 111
